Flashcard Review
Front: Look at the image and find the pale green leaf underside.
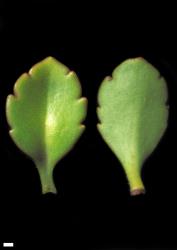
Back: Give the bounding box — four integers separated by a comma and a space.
6, 57, 87, 193
97, 58, 168, 194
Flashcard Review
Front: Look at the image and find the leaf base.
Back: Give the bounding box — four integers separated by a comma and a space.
130, 188, 145, 196
38, 167, 57, 194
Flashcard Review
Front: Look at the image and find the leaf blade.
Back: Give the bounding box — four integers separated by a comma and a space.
97, 58, 168, 195
6, 57, 87, 194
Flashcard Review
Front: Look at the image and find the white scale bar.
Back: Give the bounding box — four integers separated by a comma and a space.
3, 243, 14, 247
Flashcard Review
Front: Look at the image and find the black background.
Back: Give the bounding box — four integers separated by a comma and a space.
0, 1, 177, 249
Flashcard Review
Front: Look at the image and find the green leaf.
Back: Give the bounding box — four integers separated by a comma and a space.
97, 58, 168, 195
6, 57, 87, 194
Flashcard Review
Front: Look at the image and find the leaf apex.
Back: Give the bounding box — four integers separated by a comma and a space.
41, 56, 63, 68
122, 57, 146, 64
28, 56, 69, 76
44, 56, 55, 61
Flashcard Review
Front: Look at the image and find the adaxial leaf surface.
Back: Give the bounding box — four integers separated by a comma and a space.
97, 58, 168, 195
6, 57, 87, 194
